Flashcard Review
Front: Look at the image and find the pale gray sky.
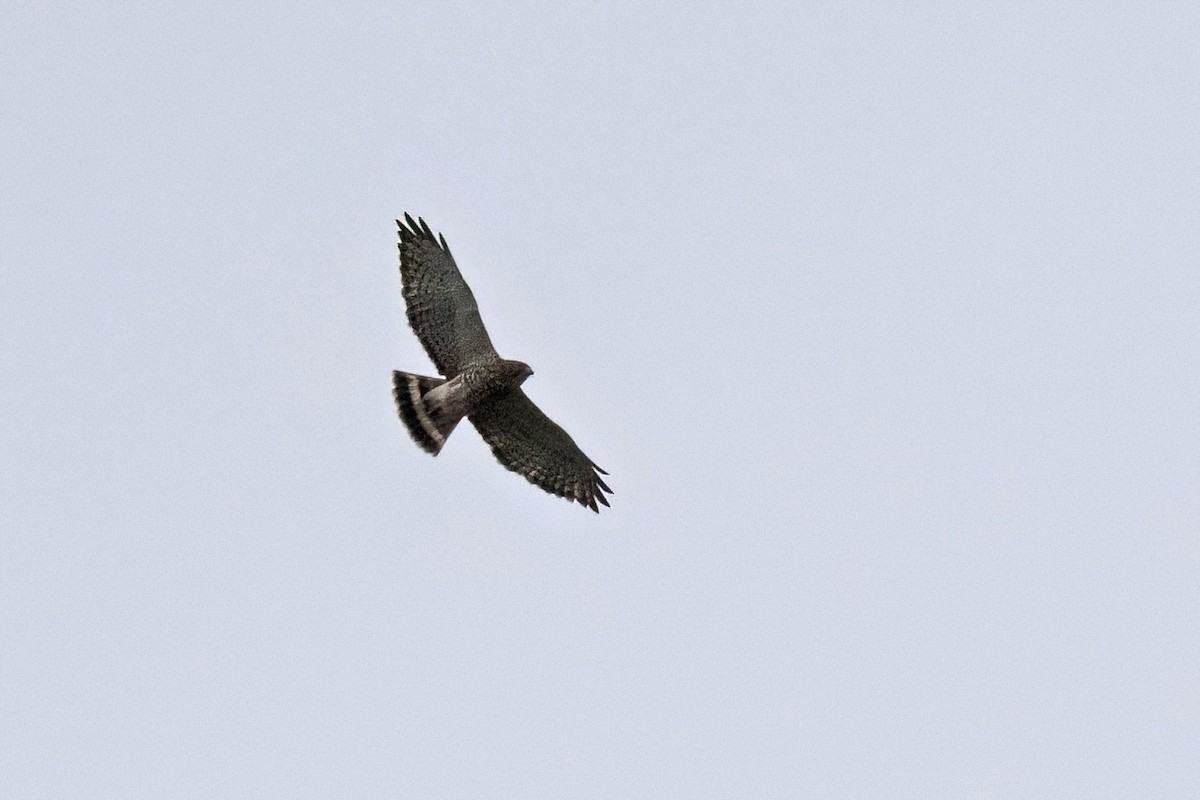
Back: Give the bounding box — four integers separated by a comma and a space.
3, 3, 1198, 797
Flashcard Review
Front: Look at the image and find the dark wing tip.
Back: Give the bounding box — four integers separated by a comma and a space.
397, 216, 421, 246
397, 214, 450, 255
418, 217, 437, 242
582, 471, 613, 513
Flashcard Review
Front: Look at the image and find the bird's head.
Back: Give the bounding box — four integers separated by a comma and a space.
502, 359, 534, 385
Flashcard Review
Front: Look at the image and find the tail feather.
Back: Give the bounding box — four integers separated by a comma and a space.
392, 371, 461, 455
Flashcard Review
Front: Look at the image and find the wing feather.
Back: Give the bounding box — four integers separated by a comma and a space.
469, 389, 613, 513
397, 215, 498, 376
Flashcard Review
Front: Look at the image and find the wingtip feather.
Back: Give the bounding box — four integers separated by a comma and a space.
418, 217, 437, 241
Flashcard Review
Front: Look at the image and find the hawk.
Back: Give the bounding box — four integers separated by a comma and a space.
391, 214, 613, 512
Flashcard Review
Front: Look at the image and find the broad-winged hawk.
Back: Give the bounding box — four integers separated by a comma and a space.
392, 214, 612, 512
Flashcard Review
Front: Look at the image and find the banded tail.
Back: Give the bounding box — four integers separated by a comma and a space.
392, 371, 462, 455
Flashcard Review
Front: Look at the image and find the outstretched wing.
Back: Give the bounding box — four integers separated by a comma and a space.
397, 214, 499, 377
469, 389, 613, 513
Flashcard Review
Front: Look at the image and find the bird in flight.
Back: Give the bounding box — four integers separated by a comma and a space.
392, 214, 612, 512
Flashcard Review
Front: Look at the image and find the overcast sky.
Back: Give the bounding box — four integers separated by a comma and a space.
3, 3, 1198, 797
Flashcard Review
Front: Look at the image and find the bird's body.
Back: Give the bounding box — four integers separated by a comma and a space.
391, 215, 612, 512
393, 359, 531, 454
